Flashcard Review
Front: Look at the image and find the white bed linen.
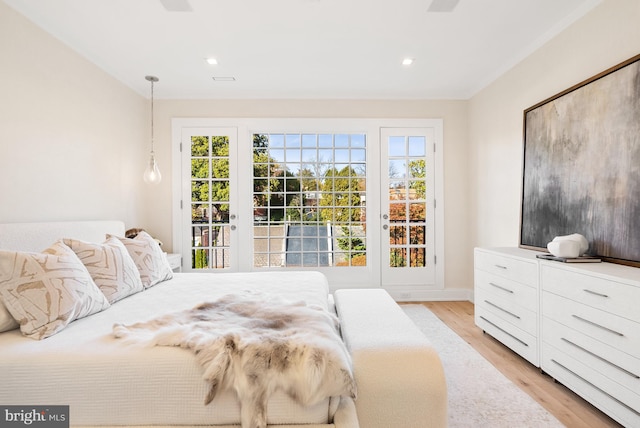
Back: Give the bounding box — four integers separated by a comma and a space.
0, 271, 336, 426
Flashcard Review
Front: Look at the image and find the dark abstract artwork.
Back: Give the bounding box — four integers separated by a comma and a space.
521, 54, 640, 265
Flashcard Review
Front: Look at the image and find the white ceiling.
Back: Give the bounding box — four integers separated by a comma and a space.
4, 0, 601, 100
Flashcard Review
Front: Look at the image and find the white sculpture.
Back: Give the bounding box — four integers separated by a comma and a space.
547, 233, 589, 258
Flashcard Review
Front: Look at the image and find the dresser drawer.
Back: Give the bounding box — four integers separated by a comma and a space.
541, 342, 640, 427
542, 292, 640, 360
476, 279, 537, 336
475, 249, 538, 287
541, 264, 640, 323
475, 269, 538, 312
543, 316, 640, 395
476, 306, 538, 365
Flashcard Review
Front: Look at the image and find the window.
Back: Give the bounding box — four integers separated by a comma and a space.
252, 133, 366, 267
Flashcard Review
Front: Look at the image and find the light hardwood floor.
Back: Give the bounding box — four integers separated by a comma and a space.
417, 301, 623, 428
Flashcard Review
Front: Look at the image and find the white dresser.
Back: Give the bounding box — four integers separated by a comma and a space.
474, 247, 541, 366
474, 247, 640, 427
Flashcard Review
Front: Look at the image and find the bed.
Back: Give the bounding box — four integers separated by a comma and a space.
0, 220, 447, 428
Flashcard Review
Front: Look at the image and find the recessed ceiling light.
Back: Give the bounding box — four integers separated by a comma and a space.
159, 0, 192, 12
427, 0, 460, 13
402, 58, 414, 66
212, 76, 236, 81
206, 58, 218, 65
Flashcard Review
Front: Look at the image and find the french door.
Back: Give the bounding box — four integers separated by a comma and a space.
380, 128, 436, 287
173, 119, 442, 290
179, 127, 239, 271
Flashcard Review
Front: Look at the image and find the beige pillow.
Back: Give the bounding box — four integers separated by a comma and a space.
63, 237, 144, 303
0, 301, 19, 332
0, 241, 110, 340
109, 231, 172, 288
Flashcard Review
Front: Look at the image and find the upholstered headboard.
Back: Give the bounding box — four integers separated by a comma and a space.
0, 221, 126, 252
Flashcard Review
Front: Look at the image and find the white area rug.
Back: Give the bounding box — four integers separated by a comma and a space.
402, 305, 565, 428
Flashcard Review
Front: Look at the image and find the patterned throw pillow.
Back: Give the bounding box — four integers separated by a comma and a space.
0, 241, 110, 339
0, 301, 19, 332
63, 236, 144, 303
109, 231, 173, 288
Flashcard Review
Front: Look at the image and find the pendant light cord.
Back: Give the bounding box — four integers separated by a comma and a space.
150, 79, 155, 155
145, 75, 159, 155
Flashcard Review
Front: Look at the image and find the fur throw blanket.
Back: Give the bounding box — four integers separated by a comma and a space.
113, 292, 356, 428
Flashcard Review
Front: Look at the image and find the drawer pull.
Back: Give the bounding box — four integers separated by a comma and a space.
479, 316, 528, 347
550, 359, 640, 417
571, 315, 624, 337
485, 300, 521, 319
489, 282, 514, 294
494, 264, 508, 270
561, 338, 640, 379
583, 289, 609, 298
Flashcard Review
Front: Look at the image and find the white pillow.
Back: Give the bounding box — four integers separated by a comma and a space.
63, 236, 144, 303
0, 241, 110, 339
0, 301, 19, 332
109, 231, 172, 288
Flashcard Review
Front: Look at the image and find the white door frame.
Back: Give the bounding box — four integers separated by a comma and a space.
171, 118, 444, 293
380, 127, 437, 288
175, 126, 240, 272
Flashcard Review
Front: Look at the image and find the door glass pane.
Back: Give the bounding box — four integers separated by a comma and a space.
389, 203, 406, 221
211, 159, 229, 178
409, 203, 426, 221
211, 137, 229, 156
192, 181, 209, 202
388, 159, 405, 177
387, 134, 430, 269
409, 159, 425, 178
388, 136, 405, 156
192, 159, 208, 178
192, 248, 209, 269
408, 136, 426, 156
390, 248, 407, 267
410, 226, 425, 245
409, 180, 425, 199
192, 225, 208, 247
410, 248, 425, 267
210, 248, 230, 268
190, 135, 231, 269
191, 136, 209, 156
390, 226, 406, 245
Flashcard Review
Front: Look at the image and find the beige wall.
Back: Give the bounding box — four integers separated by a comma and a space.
468, 0, 640, 255
145, 100, 470, 292
3, 0, 638, 295
0, 2, 146, 228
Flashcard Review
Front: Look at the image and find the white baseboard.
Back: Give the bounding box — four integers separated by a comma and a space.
387, 288, 473, 302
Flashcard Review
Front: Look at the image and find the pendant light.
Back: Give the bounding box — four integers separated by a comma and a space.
143, 75, 161, 184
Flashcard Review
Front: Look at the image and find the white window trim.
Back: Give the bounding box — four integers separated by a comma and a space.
172, 118, 444, 292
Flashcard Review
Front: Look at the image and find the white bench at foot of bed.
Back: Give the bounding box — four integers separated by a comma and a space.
334, 289, 447, 428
